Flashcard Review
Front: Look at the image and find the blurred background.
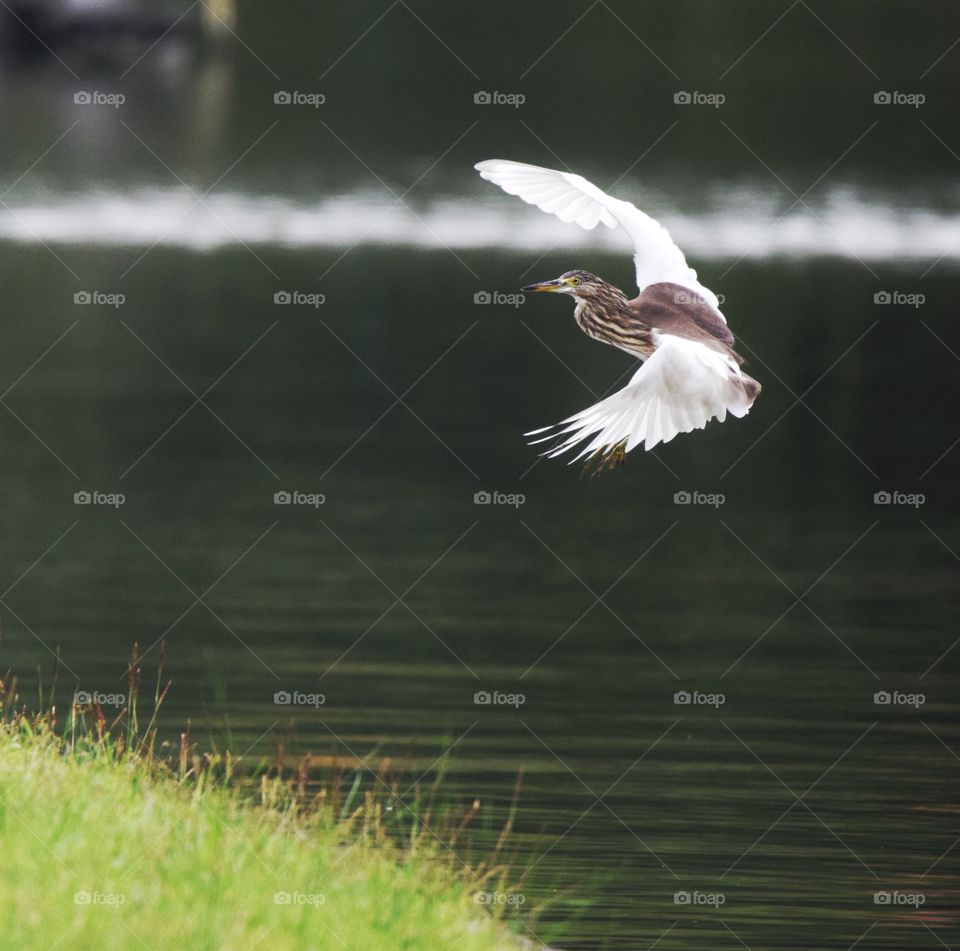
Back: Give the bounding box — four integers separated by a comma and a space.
0, 1, 959, 948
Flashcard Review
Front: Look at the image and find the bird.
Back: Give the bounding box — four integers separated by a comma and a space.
475, 159, 760, 473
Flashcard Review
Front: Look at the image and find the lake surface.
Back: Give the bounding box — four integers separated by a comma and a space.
1, 3, 959, 948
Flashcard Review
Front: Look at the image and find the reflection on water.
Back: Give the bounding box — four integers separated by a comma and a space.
0, 185, 959, 260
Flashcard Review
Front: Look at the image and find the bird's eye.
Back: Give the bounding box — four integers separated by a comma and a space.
570, 277, 580, 285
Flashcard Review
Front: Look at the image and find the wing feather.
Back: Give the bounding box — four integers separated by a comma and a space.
527, 335, 758, 459
475, 159, 722, 316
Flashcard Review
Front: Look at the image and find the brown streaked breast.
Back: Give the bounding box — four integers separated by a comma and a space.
574, 300, 655, 358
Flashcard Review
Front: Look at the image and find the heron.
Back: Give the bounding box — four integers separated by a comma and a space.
475, 159, 760, 473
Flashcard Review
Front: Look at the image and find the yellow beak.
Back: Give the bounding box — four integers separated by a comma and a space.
522, 279, 566, 292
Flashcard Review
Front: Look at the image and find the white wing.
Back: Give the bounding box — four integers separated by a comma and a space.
528, 335, 758, 459
475, 159, 721, 314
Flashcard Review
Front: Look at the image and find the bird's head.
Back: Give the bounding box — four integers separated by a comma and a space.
523, 270, 616, 303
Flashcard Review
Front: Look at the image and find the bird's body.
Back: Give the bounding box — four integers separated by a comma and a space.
474, 159, 760, 467
572, 278, 738, 360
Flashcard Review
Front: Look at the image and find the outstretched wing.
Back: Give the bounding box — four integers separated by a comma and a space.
528, 335, 759, 460
475, 159, 722, 315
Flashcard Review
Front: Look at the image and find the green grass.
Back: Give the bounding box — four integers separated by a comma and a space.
0, 657, 533, 950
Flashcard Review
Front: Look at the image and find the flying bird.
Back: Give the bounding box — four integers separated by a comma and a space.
475, 159, 760, 472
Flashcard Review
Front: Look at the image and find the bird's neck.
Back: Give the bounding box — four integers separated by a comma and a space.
574, 292, 654, 358
573, 285, 629, 319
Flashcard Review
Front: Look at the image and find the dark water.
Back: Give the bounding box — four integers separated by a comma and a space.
4, 243, 959, 948
1, 2, 960, 948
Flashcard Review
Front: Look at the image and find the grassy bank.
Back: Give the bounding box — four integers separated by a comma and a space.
0, 664, 532, 950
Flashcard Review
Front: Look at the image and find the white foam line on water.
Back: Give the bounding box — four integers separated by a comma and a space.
0, 187, 957, 261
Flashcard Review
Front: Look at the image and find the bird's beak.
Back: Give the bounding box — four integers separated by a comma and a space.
523, 278, 566, 293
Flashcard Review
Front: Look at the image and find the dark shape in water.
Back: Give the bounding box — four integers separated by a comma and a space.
0, 0, 236, 57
